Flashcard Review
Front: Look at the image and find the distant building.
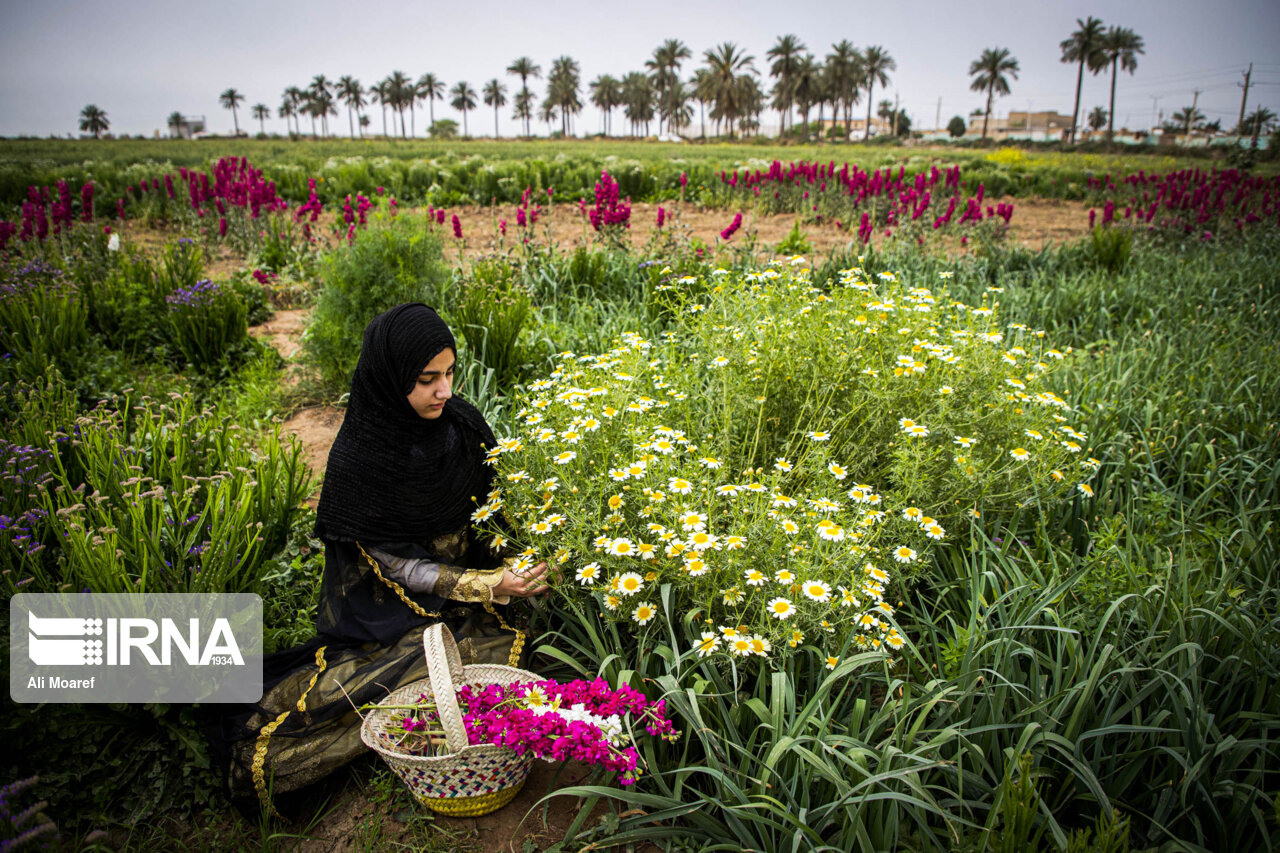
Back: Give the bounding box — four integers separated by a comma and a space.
169, 115, 206, 139
966, 110, 1073, 141
807, 116, 893, 138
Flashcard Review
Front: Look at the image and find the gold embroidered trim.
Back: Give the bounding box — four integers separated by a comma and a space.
358, 542, 442, 619
251, 645, 328, 817
454, 567, 504, 603
358, 544, 523, 666
484, 601, 526, 667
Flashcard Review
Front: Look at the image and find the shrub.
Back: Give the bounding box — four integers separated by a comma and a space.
451, 259, 533, 389
303, 215, 451, 395
1, 380, 311, 595
478, 263, 1092, 662
165, 279, 249, 369
1088, 225, 1133, 274
0, 260, 88, 383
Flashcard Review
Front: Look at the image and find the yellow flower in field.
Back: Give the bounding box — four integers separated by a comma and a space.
828, 462, 848, 480
688, 530, 718, 551
471, 504, 496, 522
1061, 440, 1082, 453
576, 563, 600, 585
665, 541, 687, 558
788, 629, 804, 648
906, 424, 930, 438
744, 568, 766, 586
1010, 447, 1031, 462
554, 451, 577, 465
885, 632, 905, 650
684, 557, 709, 576
652, 439, 676, 454
775, 569, 796, 584
825, 656, 839, 670
616, 572, 644, 596
939, 385, 954, 395
603, 594, 621, 611
608, 494, 624, 510
1051, 469, 1064, 482
668, 477, 693, 494
858, 613, 880, 630
748, 635, 771, 656
680, 512, 707, 532
902, 506, 923, 521
695, 632, 720, 657
840, 587, 859, 608
529, 520, 553, 535
607, 538, 636, 558
802, 580, 832, 602
625, 461, 647, 478
632, 602, 656, 625
925, 523, 946, 541
722, 586, 744, 605
729, 637, 753, 657
1077, 483, 1094, 498
877, 601, 895, 617
720, 626, 740, 639
817, 522, 846, 542
779, 518, 800, 536
807, 431, 831, 442
1024, 429, 1044, 441
724, 535, 745, 550
893, 546, 917, 564
954, 436, 976, 449
497, 438, 523, 453
767, 598, 795, 619
636, 542, 656, 560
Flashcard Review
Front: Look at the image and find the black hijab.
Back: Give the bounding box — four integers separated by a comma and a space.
314, 303, 496, 544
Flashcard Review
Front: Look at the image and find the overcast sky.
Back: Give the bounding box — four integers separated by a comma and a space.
2, 0, 1278, 138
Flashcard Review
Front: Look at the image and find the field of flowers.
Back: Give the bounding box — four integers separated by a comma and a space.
1, 141, 1277, 851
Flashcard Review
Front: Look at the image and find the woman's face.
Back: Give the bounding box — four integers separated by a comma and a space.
406, 348, 455, 419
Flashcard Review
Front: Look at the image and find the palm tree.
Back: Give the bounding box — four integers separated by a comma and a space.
646, 39, 691, 135
284, 86, 305, 135
860, 46, 894, 140
368, 81, 389, 137
167, 111, 184, 138
767, 34, 806, 134
310, 76, 336, 136
251, 103, 270, 135
482, 79, 507, 137
418, 73, 445, 129
337, 76, 365, 138
79, 104, 109, 138
1088, 106, 1108, 131
539, 99, 558, 136
506, 57, 542, 136
1170, 105, 1206, 134
1060, 16, 1108, 144
219, 88, 244, 135
512, 90, 534, 137
663, 79, 695, 137
826, 40, 862, 138
450, 81, 478, 137
691, 68, 713, 139
1099, 27, 1144, 143
386, 71, 413, 137
969, 47, 1020, 140
589, 74, 622, 135
1242, 106, 1277, 148
548, 56, 582, 136
622, 71, 657, 136
791, 55, 820, 138
702, 42, 757, 138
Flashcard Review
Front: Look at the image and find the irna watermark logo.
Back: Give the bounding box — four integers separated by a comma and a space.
11, 594, 262, 703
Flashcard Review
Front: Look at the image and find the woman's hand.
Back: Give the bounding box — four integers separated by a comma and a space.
494, 561, 550, 599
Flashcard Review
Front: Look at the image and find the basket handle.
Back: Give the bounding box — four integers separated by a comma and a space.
423, 623, 470, 753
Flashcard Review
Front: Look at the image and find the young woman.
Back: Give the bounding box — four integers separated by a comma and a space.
216, 303, 546, 814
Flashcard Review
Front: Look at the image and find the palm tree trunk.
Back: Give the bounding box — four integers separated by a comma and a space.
410, 103, 416, 137
381, 107, 387, 138
865, 84, 875, 140
1107, 59, 1119, 145
495, 105, 500, 138
232, 108, 240, 136
1071, 59, 1085, 144
400, 108, 406, 138
348, 107, 354, 138
429, 97, 436, 128
983, 87, 993, 139
259, 117, 265, 135
463, 110, 468, 137
699, 101, 705, 139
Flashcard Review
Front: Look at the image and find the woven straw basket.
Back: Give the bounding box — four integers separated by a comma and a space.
361, 623, 538, 817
